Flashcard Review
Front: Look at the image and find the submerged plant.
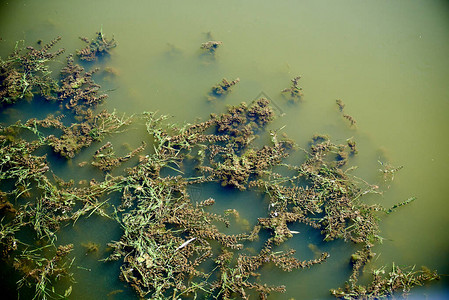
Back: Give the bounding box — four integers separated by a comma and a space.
81, 241, 100, 254
58, 54, 108, 112
91, 141, 146, 171
0, 37, 64, 105
207, 77, 240, 101
281, 76, 303, 102
77, 30, 117, 61
331, 262, 439, 299
336, 99, 357, 127
15, 244, 74, 300
0, 34, 439, 300
43, 110, 132, 158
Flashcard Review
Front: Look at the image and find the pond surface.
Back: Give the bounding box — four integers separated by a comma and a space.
1, 0, 448, 299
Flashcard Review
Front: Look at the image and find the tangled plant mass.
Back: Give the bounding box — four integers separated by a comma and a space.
0, 34, 439, 299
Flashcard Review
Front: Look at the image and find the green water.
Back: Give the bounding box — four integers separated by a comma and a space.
1, 0, 449, 299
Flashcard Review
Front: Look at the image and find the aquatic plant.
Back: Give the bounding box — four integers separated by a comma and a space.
91, 141, 146, 171
0, 128, 49, 198
43, 110, 132, 158
281, 76, 303, 102
58, 54, 108, 112
14, 244, 74, 300
105, 173, 240, 298
335, 99, 357, 127
0, 35, 440, 300
77, 30, 117, 61
210, 98, 275, 150
207, 77, 240, 101
331, 261, 439, 299
81, 241, 100, 254
0, 215, 21, 256
0, 37, 64, 105
347, 138, 357, 154
201, 40, 223, 53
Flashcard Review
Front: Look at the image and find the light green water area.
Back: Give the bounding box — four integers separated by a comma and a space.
1, 0, 448, 299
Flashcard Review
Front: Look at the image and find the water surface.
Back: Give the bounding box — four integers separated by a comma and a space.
1, 0, 448, 299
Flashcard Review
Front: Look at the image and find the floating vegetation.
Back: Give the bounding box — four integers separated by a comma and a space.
92, 141, 146, 171
77, 30, 117, 61
207, 77, 240, 101
14, 244, 74, 300
58, 54, 108, 112
331, 254, 439, 299
0, 35, 440, 300
0, 37, 64, 105
201, 40, 223, 54
42, 110, 132, 158
281, 76, 303, 102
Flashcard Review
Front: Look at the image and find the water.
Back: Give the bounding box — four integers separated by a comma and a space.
1, 0, 448, 299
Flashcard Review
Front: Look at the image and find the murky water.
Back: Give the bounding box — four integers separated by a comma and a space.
1, 0, 448, 299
